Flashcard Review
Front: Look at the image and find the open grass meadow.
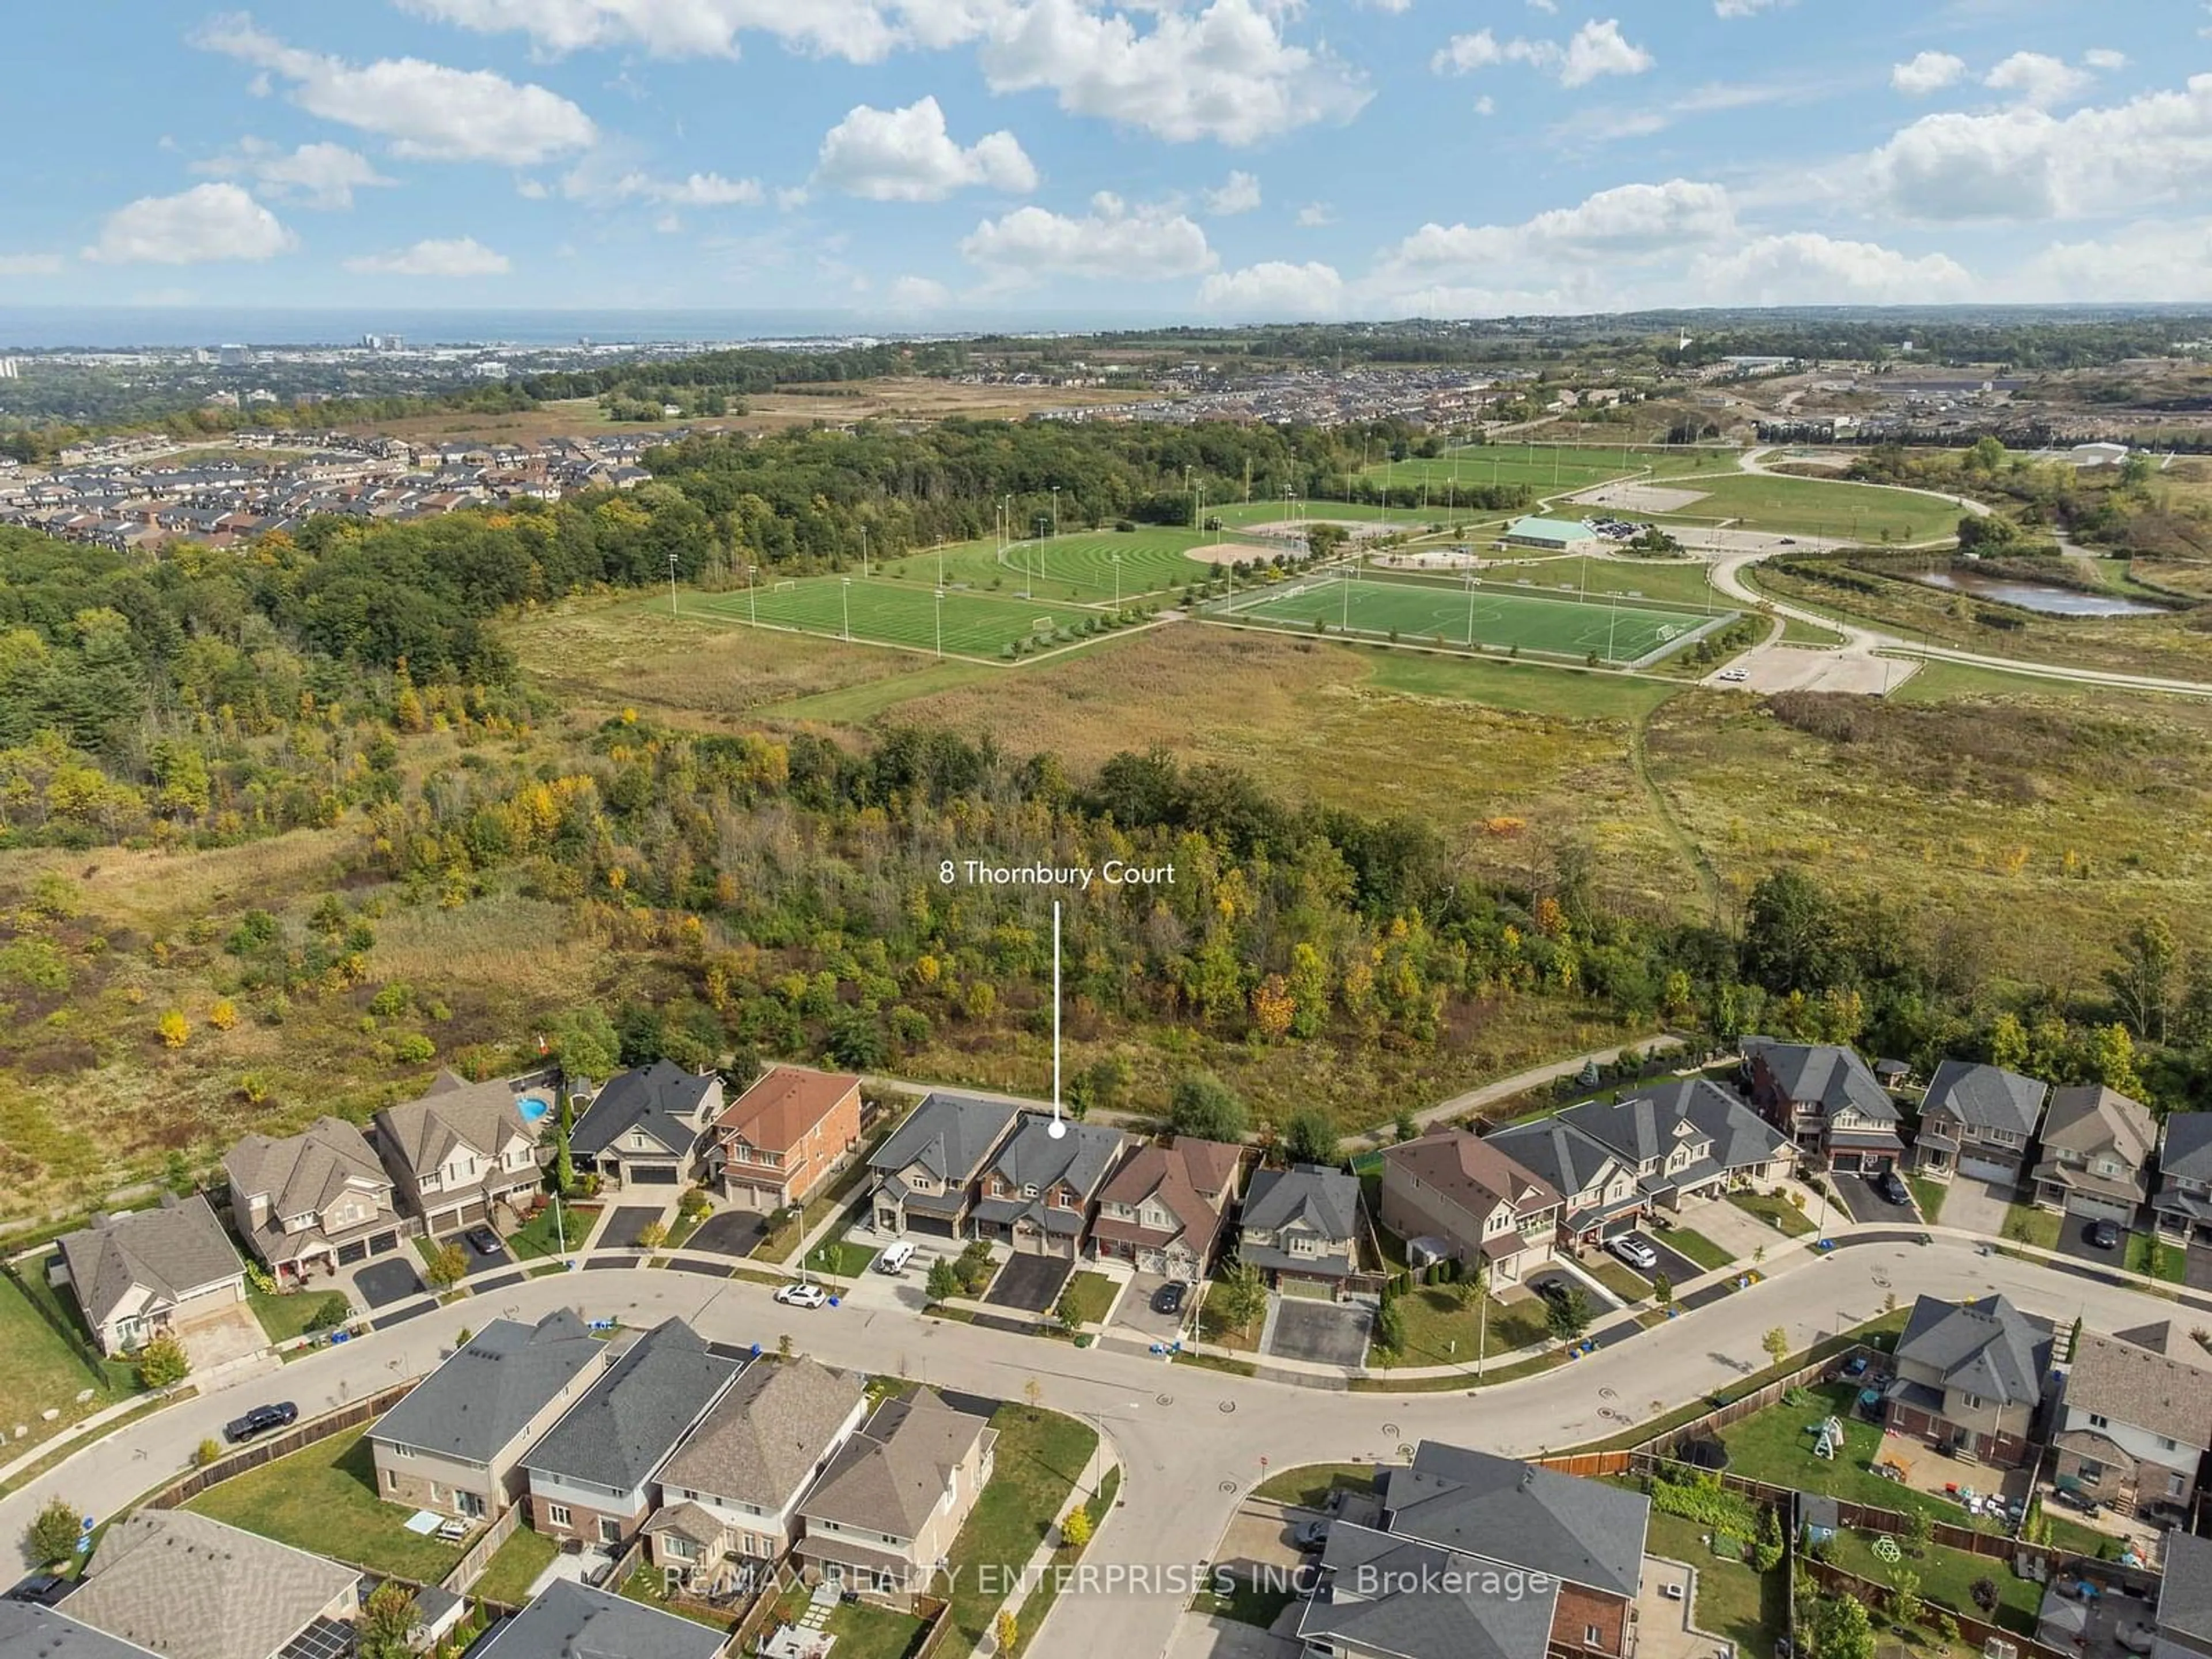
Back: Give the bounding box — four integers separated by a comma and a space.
1630, 470, 1964, 542
1213, 568, 1723, 664
877, 525, 1224, 603
684, 575, 1112, 661
0, 1268, 139, 1453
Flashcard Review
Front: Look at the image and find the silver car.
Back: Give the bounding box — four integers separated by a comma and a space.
1607, 1234, 1659, 1272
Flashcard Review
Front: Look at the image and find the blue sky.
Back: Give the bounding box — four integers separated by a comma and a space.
2, 0, 2208, 323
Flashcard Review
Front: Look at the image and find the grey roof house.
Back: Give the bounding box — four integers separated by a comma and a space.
55, 1194, 247, 1358
224, 1117, 402, 1284
1884, 1293, 2054, 1467
570, 1060, 725, 1193
1238, 1163, 1365, 1286
1741, 1036, 1904, 1172
1484, 1116, 1638, 1243
2036, 1085, 2157, 1226
970, 1115, 1128, 1258
1914, 1060, 2048, 1183
1298, 1522, 1560, 1659
868, 1092, 1020, 1238
523, 1317, 743, 1547
0, 1605, 163, 1659
63, 1513, 358, 1659
2156, 1113, 2212, 1243
369, 1309, 611, 1519
474, 1582, 725, 1659
2155, 1528, 2212, 1659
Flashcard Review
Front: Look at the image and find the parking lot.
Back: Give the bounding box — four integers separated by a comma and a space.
353, 1259, 425, 1308
985, 1253, 1072, 1313
597, 1206, 667, 1250
1832, 1172, 1919, 1226
687, 1211, 770, 1257
1265, 1298, 1372, 1368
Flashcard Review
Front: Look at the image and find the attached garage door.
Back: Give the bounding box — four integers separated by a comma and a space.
1959, 1157, 2016, 1184
457, 1200, 489, 1226
368, 1230, 401, 1256
628, 1164, 681, 1185
902, 1212, 959, 1240
335, 1238, 369, 1266
2066, 1192, 2134, 1224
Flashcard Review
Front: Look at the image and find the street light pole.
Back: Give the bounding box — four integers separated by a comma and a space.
934, 589, 943, 658
840, 577, 851, 642
666, 551, 678, 617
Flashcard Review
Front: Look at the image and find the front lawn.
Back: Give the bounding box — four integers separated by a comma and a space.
941, 1406, 1099, 1652
1822, 1528, 2037, 1633
802, 1240, 882, 1280
1908, 1177, 1948, 1226
248, 1288, 351, 1345
183, 1422, 465, 1581
1253, 1463, 1379, 1509
1585, 1258, 1652, 1303
1646, 1511, 1785, 1659
1197, 1281, 1263, 1351
1372, 1286, 1550, 1368
1006, 1465, 1119, 1657
769, 1587, 926, 1659
1729, 1192, 1813, 1237
0, 1267, 138, 1453
505, 1203, 598, 1261
2000, 1203, 2061, 1250
1191, 1578, 1297, 1630
1058, 1271, 1119, 1327
1717, 1381, 2005, 1533
2127, 1232, 2186, 1283
474, 1525, 558, 1606
1663, 1228, 1737, 1271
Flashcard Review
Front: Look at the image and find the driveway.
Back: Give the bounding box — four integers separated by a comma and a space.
441, 1229, 510, 1277
1266, 1299, 1372, 1368
1616, 1230, 1703, 1290
598, 1206, 667, 1251
2187, 1244, 2212, 1292
1832, 1173, 1918, 1227
986, 1253, 1073, 1314
2055, 1214, 2129, 1270
354, 1259, 425, 1308
1119, 1272, 1192, 1342
179, 1303, 270, 1373
688, 1211, 771, 1257
1930, 1177, 2014, 1239
1166, 1616, 1300, 1659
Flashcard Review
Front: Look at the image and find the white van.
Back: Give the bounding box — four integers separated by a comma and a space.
877, 1240, 916, 1274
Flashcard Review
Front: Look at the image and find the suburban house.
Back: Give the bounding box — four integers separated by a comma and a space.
1484, 1115, 1641, 1248
0, 1604, 164, 1659
1090, 1136, 1244, 1282
866, 1092, 1020, 1238
1884, 1293, 2054, 1466
2154, 1113, 2212, 1244
472, 1582, 725, 1659
714, 1066, 863, 1212
646, 1356, 869, 1593
1543, 1078, 1799, 1221
63, 1512, 358, 1659
1377, 1128, 1562, 1287
1741, 1036, 1906, 1173
374, 1070, 553, 1236
2051, 1324, 2212, 1521
522, 1318, 743, 1548
1299, 1523, 1560, 1659
2033, 1085, 2157, 1226
55, 1195, 247, 1357
570, 1060, 724, 1192
223, 1117, 402, 1283
2154, 1530, 2212, 1659
1370, 1442, 1651, 1659
1914, 1060, 2049, 1184
1238, 1163, 1365, 1289
969, 1116, 1128, 1258
369, 1309, 611, 1518
792, 1388, 997, 1608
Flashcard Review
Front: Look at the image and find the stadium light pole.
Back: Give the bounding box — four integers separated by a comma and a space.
1051, 485, 1060, 538
1112, 552, 1122, 611
666, 551, 678, 617
1607, 592, 1619, 666
934, 589, 944, 658
840, 577, 851, 642
1465, 571, 1476, 650
860, 525, 869, 579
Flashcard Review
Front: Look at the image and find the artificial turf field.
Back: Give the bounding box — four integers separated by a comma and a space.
878, 527, 1221, 602
1211, 570, 1722, 663
687, 577, 1100, 658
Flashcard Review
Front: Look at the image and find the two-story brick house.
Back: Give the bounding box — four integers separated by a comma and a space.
1378, 1128, 1560, 1287
374, 1070, 552, 1236
969, 1116, 1127, 1258
1089, 1137, 1243, 1282
714, 1067, 862, 1213
1884, 1293, 2053, 1466
1914, 1060, 2048, 1184
1237, 1163, 1365, 1289
2052, 1324, 2212, 1522
2033, 1085, 2157, 1228
1741, 1036, 1905, 1173
792, 1389, 997, 1609
866, 1092, 1019, 1238
224, 1118, 403, 1283
2155, 1113, 2212, 1244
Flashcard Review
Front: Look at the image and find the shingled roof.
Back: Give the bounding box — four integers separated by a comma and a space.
65, 1512, 357, 1659
571, 1061, 717, 1159
1243, 1163, 1362, 1243
1381, 1442, 1650, 1597
370, 1309, 605, 1463
1922, 1060, 2048, 1138
374, 1073, 537, 1177
801, 1388, 993, 1539
475, 1582, 725, 1659
1091, 1136, 1241, 1257
1299, 1522, 1560, 1659
224, 1118, 388, 1218
1382, 1129, 1560, 1221
2066, 1330, 2212, 1452
868, 1093, 1018, 1185
1743, 1037, 1898, 1122
524, 1319, 740, 1494
717, 1066, 859, 1153
57, 1196, 243, 1329
1892, 1293, 2051, 1407
657, 1355, 864, 1509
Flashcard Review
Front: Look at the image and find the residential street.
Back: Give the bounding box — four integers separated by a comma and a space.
1, 1232, 2187, 1659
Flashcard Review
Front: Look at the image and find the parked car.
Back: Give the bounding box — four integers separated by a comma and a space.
221, 1401, 298, 1445
1607, 1234, 1659, 1272
1533, 1278, 1573, 1309
4, 1574, 74, 1607
1718, 667, 1749, 682
876, 1240, 916, 1274
1153, 1282, 1187, 1317
2051, 1487, 2103, 1518
2085, 1219, 2121, 1251
1293, 1519, 1331, 1550
463, 1227, 502, 1257
773, 1282, 830, 1309
1877, 1169, 1911, 1207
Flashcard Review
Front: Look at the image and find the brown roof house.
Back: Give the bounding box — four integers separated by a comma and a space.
374, 1070, 555, 1236
224, 1118, 403, 1286
55, 1195, 247, 1358
2034, 1085, 2156, 1226
793, 1389, 997, 1608
645, 1356, 869, 1593
2052, 1324, 2212, 1522
715, 1066, 863, 1213
1378, 1129, 1562, 1287
64, 1512, 358, 1659
1090, 1137, 1244, 1281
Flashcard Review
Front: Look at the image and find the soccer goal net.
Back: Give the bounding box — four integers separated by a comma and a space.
771, 579, 798, 592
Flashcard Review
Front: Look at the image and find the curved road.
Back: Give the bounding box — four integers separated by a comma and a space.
0, 1235, 2185, 1659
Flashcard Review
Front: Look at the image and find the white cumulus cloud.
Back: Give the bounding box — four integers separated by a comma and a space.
2085, 48, 2128, 72
1203, 170, 1262, 215
815, 96, 1035, 200
560, 158, 764, 206
1561, 19, 1653, 86
344, 236, 511, 276
1378, 179, 1736, 283
192, 139, 395, 209
1984, 51, 2092, 109
85, 183, 295, 264
1714, 0, 1787, 14
960, 192, 1215, 283
393, 0, 968, 63
2009, 217, 2212, 301
1431, 17, 1651, 86
1891, 51, 1965, 96
1295, 202, 1334, 227
195, 14, 597, 164
1198, 260, 1344, 318
1690, 232, 1974, 305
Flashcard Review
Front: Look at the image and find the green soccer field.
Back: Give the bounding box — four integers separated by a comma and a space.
1212, 570, 1721, 663
878, 527, 1223, 603
1370, 445, 1665, 493
690, 577, 1101, 659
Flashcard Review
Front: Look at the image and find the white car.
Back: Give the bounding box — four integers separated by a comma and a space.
773, 1282, 830, 1309
1607, 1234, 1660, 1272
1717, 667, 1749, 683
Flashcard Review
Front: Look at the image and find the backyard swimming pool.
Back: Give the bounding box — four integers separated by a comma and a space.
517, 1095, 552, 1124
